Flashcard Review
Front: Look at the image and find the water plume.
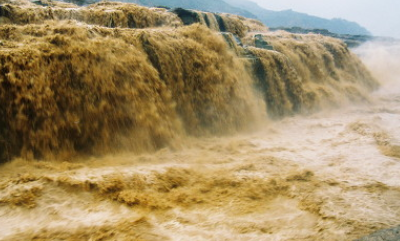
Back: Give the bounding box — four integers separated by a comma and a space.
0, 21, 263, 161
0, 1, 182, 28
355, 40, 400, 91
133, 24, 263, 135
0, 22, 182, 160
243, 32, 379, 117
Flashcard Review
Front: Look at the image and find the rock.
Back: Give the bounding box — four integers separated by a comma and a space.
171, 8, 200, 25
0, 4, 12, 19
155, 6, 170, 10
220, 32, 242, 47
254, 34, 274, 50
355, 226, 400, 241
31, 0, 49, 6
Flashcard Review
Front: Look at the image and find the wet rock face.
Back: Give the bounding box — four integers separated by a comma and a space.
214, 14, 227, 32
170, 8, 247, 37
171, 8, 200, 25
254, 34, 274, 50
355, 226, 400, 241
0, 4, 12, 18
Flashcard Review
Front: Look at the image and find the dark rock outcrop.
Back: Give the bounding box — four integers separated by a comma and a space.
171, 8, 200, 25
254, 34, 274, 50
355, 226, 400, 241
0, 4, 12, 18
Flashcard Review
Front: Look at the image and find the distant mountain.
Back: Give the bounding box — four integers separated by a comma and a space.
224, 0, 371, 35
128, 0, 257, 19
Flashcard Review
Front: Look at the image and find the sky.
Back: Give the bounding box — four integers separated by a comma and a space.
250, 0, 400, 38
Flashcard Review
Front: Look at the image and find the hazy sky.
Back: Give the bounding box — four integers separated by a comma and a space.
250, 0, 400, 38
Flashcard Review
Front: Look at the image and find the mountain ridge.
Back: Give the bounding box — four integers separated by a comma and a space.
223, 0, 371, 35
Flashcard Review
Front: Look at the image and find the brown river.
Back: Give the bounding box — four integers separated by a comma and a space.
1, 41, 400, 241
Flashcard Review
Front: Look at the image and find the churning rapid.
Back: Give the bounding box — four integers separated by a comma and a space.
0, 1, 399, 240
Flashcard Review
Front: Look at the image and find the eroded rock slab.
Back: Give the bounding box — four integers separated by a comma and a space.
356, 226, 400, 241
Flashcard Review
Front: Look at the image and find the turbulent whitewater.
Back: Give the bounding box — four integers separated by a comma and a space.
0, 1, 399, 240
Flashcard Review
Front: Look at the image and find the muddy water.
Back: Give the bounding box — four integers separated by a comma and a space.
1, 43, 400, 241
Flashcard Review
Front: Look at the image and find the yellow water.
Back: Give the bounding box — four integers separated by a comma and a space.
243, 32, 378, 116
1, 82, 400, 240
1, 1, 399, 240
0, 22, 265, 159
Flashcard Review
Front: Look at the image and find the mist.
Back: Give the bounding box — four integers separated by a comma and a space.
355, 41, 400, 87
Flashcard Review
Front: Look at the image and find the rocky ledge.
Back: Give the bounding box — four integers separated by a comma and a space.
270, 26, 400, 48
355, 225, 400, 241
